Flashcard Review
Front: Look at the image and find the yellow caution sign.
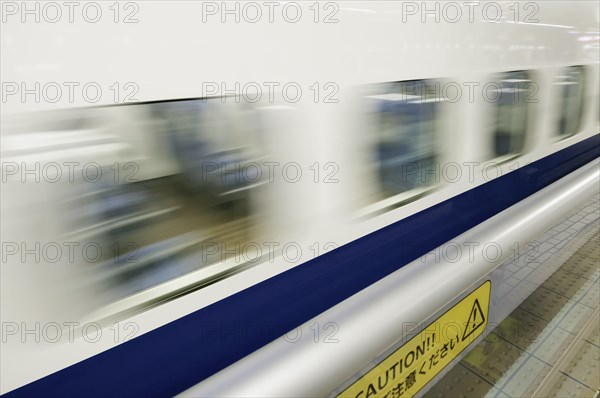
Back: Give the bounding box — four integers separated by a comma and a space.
338, 281, 491, 398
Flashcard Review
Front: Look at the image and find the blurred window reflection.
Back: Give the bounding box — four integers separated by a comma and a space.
492, 71, 532, 158
368, 80, 439, 201
1, 98, 269, 319
555, 66, 586, 138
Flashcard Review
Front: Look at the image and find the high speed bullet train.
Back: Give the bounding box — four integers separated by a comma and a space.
1, 1, 599, 397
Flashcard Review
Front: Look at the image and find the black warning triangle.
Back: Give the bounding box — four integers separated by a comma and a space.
461, 298, 485, 342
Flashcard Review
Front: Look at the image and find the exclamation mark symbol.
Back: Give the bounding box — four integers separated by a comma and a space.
462, 299, 485, 342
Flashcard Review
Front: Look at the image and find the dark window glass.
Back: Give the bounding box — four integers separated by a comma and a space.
556, 66, 585, 138
369, 80, 439, 199
493, 71, 532, 157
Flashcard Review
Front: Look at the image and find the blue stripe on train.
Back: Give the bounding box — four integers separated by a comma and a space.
4, 135, 600, 398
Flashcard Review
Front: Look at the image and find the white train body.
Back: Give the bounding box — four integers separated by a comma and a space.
1, 1, 599, 396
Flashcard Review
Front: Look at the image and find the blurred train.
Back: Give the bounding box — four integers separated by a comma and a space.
1, 1, 599, 397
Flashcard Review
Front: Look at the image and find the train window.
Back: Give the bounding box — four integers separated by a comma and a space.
555, 66, 586, 138
366, 80, 440, 206
491, 71, 533, 158
90, 100, 267, 301
2, 98, 270, 322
